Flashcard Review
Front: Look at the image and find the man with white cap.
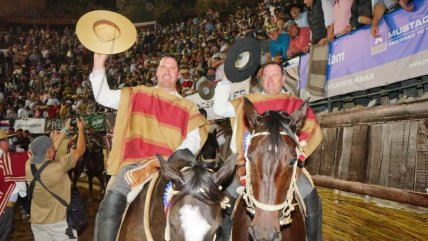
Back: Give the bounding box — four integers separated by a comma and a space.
25, 119, 86, 241
0, 129, 30, 241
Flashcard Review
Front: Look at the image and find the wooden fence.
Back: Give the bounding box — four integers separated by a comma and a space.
305, 100, 428, 206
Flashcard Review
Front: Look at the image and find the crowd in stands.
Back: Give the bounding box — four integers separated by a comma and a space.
0, 0, 426, 123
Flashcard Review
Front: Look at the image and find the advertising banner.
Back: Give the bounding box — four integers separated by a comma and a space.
14, 119, 45, 133
186, 79, 250, 120
84, 114, 106, 132
295, 0, 428, 99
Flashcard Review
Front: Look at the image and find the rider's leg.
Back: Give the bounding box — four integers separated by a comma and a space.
217, 173, 242, 241
297, 169, 322, 241
93, 163, 138, 241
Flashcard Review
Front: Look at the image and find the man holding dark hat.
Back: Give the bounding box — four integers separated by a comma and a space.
0, 129, 30, 241
214, 62, 323, 241
25, 119, 86, 241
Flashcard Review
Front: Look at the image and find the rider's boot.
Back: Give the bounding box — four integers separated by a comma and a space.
297, 171, 322, 241
303, 189, 322, 241
94, 190, 127, 241
217, 175, 241, 241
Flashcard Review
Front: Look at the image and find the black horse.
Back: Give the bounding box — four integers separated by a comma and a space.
68, 132, 106, 199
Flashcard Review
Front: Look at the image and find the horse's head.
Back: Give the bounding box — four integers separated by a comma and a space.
156, 149, 236, 241
243, 97, 308, 241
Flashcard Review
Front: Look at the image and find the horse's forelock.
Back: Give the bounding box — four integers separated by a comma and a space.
259, 111, 297, 158
172, 164, 225, 207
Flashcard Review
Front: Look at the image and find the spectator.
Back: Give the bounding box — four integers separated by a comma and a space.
17, 103, 29, 119
350, 0, 373, 28
285, 20, 311, 58
266, 24, 290, 63
26, 119, 85, 241
371, 0, 413, 37
0, 129, 30, 241
179, 68, 195, 95
289, 3, 309, 27
304, 0, 329, 46
331, 0, 354, 37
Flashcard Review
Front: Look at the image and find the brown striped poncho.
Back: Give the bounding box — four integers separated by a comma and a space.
107, 86, 209, 175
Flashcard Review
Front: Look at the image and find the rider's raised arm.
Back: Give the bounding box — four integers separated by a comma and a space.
90, 53, 121, 110
213, 80, 236, 118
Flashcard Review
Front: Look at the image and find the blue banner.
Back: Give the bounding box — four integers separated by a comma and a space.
298, 0, 428, 99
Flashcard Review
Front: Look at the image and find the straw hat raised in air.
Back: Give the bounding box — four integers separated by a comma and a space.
76, 10, 137, 54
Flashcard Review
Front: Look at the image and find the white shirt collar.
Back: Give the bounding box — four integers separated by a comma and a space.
155, 86, 182, 98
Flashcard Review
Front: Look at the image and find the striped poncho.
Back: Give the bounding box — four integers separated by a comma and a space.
107, 85, 209, 175
231, 93, 323, 165
0, 152, 29, 214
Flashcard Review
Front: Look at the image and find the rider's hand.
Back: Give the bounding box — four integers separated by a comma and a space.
93, 53, 108, 70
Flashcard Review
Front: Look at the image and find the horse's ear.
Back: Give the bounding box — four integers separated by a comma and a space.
156, 153, 184, 185
243, 97, 260, 130
168, 149, 196, 167
214, 153, 237, 186
290, 98, 309, 133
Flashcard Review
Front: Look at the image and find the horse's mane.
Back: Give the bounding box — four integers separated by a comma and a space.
168, 150, 225, 206
262, 111, 298, 157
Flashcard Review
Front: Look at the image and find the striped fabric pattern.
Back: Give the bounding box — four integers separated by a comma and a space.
0, 152, 29, 213
107, 85, 209, 175
231, 93, 323, 164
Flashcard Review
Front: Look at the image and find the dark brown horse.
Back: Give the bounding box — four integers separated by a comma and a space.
68, 133, 106, 199
119, 149, 236, 241
232, 98, 308, 241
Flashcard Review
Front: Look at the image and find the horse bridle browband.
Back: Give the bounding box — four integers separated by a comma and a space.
242, 130, 304, 226
163, 166, 229, 241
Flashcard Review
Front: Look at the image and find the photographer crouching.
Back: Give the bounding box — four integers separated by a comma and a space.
26, 118, 86, 240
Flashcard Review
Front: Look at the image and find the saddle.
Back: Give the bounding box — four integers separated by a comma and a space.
124, 159, 160, 203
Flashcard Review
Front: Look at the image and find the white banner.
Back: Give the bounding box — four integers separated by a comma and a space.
228, 79, 250, 100
186, 79, 250, 120
186, 94, 221, 120
14, 118, 46, 133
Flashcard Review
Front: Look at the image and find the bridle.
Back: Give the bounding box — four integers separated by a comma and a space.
163, 166, 229, 241
242, 130, 304, 226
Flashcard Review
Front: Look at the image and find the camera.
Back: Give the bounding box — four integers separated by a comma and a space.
69, 116, 79, 127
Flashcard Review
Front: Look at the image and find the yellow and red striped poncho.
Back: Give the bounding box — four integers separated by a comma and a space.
231, 93, 323, 165
107, 85, 209, 175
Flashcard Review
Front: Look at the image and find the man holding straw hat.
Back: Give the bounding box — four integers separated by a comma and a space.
76, 10, 209, 241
